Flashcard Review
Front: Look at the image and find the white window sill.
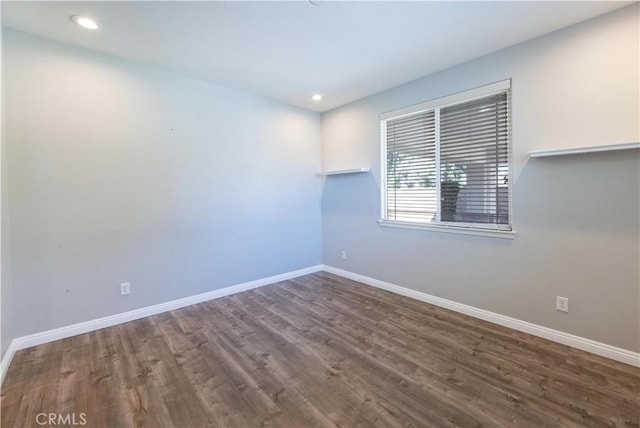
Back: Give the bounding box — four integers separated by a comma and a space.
378, 219, 517, 240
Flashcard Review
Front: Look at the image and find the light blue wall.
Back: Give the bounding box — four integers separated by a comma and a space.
321, 5, 640, 351
2, 29, 322, 339
1, 101, 13, 358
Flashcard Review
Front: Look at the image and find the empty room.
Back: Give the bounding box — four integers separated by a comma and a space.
1, 1, 639, 427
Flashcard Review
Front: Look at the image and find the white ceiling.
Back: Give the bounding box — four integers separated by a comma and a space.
1, 1, 632, 112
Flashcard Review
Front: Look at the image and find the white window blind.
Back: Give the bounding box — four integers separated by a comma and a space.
382, 81, 511, 232
385, 110, 437, 222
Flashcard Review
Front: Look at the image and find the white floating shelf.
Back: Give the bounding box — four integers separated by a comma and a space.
317, 168, 371, 176
529, 142, 640, 158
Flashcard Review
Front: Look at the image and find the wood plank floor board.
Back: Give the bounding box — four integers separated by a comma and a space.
213, 292, 417, 427
185, 304, 334, 427
239, 290, 488, 426
211, 296, 393, 427
260, 281, 556, 425
194, 309, 341, 427
222, 280, 608, 424
312, 273, 639, 396
364, 304, 629, 426
2, 272, 638, 427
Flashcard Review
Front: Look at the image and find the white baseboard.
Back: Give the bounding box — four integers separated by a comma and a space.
0, 265, 323, 385
321, 265, 640, 368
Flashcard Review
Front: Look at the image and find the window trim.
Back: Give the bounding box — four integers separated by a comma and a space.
379, 79, 513, 238
380, 79, 511, 121
377, 219, 517, 239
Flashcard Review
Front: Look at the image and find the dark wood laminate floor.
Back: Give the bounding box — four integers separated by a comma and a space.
2, 272, 639, 427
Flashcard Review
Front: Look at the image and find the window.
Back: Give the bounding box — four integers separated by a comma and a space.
380, 80, 512, 235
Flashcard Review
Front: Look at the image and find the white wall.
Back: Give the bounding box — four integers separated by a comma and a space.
2, 29, 322, 341
321, 5, 640, 351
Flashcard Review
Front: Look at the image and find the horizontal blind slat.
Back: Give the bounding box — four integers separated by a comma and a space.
386, 110, 437, 222
384, 90, 509, 227
440, 92, 509, 226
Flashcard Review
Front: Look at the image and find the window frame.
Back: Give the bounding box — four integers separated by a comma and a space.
379, 79, 515, 239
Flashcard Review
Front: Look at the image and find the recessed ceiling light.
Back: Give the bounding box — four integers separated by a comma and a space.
311, 94, 323, 102
70, 15, 98, 30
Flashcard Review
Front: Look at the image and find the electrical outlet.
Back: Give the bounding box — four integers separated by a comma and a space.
556, 296, 568, 312
120, 282, 131, 296
341, 250, 347, 260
